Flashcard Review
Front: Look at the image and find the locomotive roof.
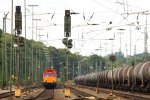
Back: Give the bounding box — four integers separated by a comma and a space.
43, 69, 56, 74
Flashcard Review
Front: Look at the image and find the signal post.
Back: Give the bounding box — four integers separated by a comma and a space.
14, 6, 24, 97
107, 55, 117, 99
62, 10, 72, 97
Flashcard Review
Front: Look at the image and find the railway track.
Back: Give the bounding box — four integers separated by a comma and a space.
72, 85, 150, 100
0, 83, 63, 99
0, 86, 39, 99
33, 89, 54, 100
0, 88, 28, 99
70, 87, 101, 100
0, 91, 14, 98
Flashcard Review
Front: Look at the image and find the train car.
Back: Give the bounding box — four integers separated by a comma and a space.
42, 69, 57, 89
75, 61, 150, 92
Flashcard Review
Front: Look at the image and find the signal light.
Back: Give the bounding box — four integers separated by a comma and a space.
16, 6, 21, 12
65, 10, 70, 17
64, 10, 71, 37
13, 36, 24, 47
62, 38, 73, 49
68, 39, 73, 49
19, 37, 24, 46
15, 6, 22, 30
109, 55, 116, 62
62, 38, 67, 47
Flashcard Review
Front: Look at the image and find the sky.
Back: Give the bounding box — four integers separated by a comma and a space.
0, 0, 150, 56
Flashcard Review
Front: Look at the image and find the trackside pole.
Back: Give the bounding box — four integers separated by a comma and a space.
63, 10, 72, 97
14, 6, 22, 97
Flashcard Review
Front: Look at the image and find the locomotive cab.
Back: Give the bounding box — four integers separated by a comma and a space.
42, 69, 57, 89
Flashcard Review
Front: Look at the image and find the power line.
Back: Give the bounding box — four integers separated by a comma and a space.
102, 0, 149, 11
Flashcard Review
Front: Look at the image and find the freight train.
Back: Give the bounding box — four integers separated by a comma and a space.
74, 61, 150, 92
42, 69, 57, 89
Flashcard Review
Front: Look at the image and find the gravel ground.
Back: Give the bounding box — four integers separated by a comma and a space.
52, 89, 78, 100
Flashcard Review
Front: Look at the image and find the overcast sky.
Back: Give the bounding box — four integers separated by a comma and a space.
0, 0, 150, 56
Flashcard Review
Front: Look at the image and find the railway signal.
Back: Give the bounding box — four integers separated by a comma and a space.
64, 10, 71, 37
14, 6, 22, 97
108, 55, 116, 99
15, 6, 22, 31
14, 36, 24, 47
109, 55, 116, 62
62, 38, 73, 49
19, 37, 24, 46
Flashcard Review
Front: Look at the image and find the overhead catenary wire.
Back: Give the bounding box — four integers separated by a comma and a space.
101, 0, 149, 11
91, 0, 131, 24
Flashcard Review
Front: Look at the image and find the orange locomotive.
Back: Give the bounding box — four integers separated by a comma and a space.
42, 69, 57, 89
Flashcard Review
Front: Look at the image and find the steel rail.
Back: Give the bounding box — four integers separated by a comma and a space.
73, 85, 150, 100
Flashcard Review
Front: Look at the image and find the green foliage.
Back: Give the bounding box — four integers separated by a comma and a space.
0, 29, 2, 38
60, 75, 65, 83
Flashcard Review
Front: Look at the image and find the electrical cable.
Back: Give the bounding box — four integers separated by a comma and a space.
101, 0, 149, 11
91, 0, 131, 24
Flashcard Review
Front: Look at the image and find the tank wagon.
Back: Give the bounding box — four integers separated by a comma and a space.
75, 61, 150, 92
